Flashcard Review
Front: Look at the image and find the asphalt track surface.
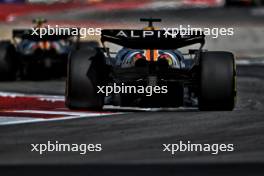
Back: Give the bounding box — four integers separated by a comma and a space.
0, 6, 264, 176
0, 65, 263, 165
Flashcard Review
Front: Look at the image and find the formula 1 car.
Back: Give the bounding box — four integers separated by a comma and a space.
66, 18, 236, 111
0, 18, 77, 80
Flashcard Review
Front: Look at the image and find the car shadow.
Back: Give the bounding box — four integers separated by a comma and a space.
103, 105, 199, 112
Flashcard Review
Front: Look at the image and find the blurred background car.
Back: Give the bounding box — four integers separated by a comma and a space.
0, 18, 77, 80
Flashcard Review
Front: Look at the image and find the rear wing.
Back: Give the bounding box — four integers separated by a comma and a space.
101, 29, 205, 49
12, 29, 78, 41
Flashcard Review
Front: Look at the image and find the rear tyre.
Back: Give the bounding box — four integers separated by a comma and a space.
65, 42, 108, 110
198, 51, 236, 111
0, 41, 17, 80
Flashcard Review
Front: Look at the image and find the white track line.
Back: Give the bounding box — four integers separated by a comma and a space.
11, 110, 113, 116
0, 91, 64, 100
236, 59, 264, 66
0, 91, 121, 126
0, 113, 117, 126
0, 116, 42, 125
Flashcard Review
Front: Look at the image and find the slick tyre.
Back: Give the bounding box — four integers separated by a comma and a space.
66, 42, 108, 110
0, 41, 17, 80
198, 51, 236, 111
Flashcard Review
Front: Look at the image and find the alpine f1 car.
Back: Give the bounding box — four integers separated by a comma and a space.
0, 18, 77, 80
66, 18, 236, 111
